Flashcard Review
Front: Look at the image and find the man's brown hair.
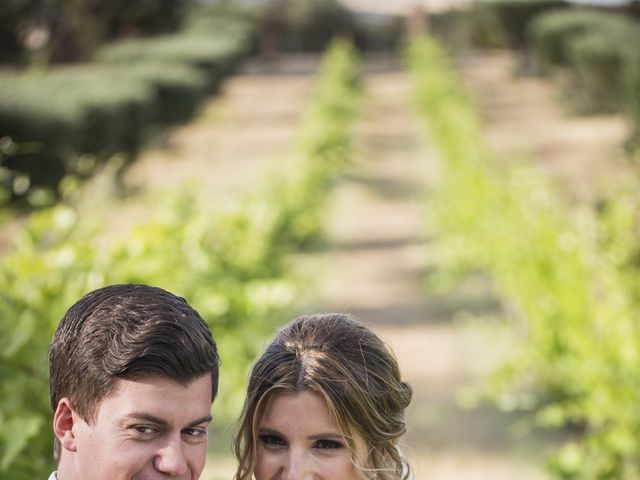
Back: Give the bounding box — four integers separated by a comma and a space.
49, 284, 219, 459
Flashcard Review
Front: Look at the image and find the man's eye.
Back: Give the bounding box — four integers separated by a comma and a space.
259, 434, 286, 447
314, 439, 344, 449
183, 428, 208, 441
130, 425, 157, 436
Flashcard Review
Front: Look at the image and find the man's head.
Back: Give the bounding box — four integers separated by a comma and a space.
49, 284, 219, 479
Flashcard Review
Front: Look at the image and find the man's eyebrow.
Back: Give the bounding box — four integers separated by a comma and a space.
185, 415, 213, 428
123, 413, 168, 427
122, 413, 212, 428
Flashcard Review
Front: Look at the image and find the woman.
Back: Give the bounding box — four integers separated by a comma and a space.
234, 313, 413, 480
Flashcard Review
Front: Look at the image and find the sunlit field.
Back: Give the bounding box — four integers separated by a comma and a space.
3, 1, 640, 479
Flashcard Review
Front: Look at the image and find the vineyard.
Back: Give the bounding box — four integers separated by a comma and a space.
2, 2, 640, 480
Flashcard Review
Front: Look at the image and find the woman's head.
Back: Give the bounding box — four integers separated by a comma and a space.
234, 313, 412, 480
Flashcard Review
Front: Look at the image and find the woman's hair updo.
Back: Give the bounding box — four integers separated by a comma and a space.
234, 313, 412, 480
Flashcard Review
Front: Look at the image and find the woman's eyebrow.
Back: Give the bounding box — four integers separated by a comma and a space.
257, 427, 283, 435
307, 432, 342, 440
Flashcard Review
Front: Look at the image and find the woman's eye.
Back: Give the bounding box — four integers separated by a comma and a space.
259, 434, 286, 447
314, 439, 344, 449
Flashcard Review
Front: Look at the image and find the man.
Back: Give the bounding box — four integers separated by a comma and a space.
48, 284, 219, 480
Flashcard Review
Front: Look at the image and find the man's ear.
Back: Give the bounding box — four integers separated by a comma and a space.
53, 398, 78, 453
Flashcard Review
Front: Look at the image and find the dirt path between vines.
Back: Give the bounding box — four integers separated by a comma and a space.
310, 55, 552, 480
201, 51, 628, 479
309, 51, 630, 479
125, 58, 320, 201
458, 52, 630, 205
22, 50, 625, 479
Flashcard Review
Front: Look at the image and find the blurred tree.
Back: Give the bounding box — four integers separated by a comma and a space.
48, 0, 104, 61
257, 0, 356, 53
407, 3, 428, 38
259, 0, 288, 58
94, 0, 193, 40
0, 0, 44, 63
285, 0, 356, 51
0, 0, 193, 64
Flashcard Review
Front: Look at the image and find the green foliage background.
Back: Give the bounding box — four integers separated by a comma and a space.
407, 34, 640, 479
0, 39, 360, 479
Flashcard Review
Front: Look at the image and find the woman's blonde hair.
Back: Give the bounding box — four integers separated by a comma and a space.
234, 313, 412, 480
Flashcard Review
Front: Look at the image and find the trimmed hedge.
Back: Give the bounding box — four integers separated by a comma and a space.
567, 27, 640, 112
97, 34, 251, 91
0, 22, 253, 203
0, 71, 154, 190
528, 8, 640, 119
112, 63, 209, 125
0, 70, 154, 191
528, 9, 637, 72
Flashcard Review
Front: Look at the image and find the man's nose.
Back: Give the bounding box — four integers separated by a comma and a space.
154, 436, 188, 476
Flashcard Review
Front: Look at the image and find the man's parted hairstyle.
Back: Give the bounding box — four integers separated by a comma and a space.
234, 313, 413, 480
49, 283, 219, 423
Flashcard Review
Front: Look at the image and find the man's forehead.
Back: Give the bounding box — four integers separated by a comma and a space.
112, 373, 212, 392
97, 374, 213, 418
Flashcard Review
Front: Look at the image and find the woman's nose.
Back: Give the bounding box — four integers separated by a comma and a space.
281, 449, 313, 480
